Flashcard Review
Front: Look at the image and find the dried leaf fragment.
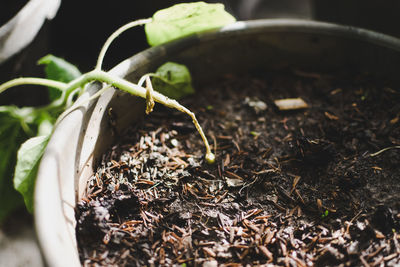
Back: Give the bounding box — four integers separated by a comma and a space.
225, 178, 244, 187
274, 98, 308, 111
324, 111, 339, 120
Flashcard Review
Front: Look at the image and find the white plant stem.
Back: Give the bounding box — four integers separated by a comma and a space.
95, 18, 152, 71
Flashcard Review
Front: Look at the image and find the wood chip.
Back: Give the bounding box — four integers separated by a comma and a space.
274, 98, 309, 110
259, 245, 273, 261
324, 111, 339, 120
203, 247, 216, 258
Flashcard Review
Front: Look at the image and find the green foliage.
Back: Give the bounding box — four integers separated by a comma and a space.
0, 55, 79, 219
0, 2, 230, 220
14, 135, 50, 212
152, 62, 194, 100
0, 107, 53, 216
0, 108, 29, 221
38, 54, 81, 100
321, 210, 329, 219
145, 1, 236, 46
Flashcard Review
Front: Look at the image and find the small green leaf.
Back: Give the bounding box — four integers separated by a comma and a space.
152, 62, 195, 100
145, 1, 236, 46
38, 54, 81, 100
14, 135, 50, 212
321, 210, 329, 219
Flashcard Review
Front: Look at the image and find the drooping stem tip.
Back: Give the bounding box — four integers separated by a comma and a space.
205, 152, 215, 164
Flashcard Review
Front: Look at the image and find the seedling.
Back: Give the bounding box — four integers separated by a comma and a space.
321, 210, 329, 219
0, 2, 235, 215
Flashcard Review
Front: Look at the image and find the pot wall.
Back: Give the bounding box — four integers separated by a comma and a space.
35, 19, 400, 266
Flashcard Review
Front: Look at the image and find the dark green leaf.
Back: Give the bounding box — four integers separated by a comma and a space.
145, 2, 236, 46
38, 54, 81, 100
0, 106, 54, 220
14, 135, 50, 212
0, 108, 29, 221
152, 62, 194, 100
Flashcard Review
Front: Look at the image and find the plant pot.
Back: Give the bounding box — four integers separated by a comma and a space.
35, 19, 400, 266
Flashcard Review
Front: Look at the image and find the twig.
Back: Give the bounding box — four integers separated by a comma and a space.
370, 146, 400, 157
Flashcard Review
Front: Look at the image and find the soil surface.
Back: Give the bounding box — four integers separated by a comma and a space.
76, 70, 400, 266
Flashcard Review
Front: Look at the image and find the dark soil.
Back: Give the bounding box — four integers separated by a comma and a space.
76, 70, 400, 266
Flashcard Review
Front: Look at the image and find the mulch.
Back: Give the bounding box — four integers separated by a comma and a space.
76, 70, 400, 266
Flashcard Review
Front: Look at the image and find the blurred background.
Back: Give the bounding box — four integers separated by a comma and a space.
1, 0, 398, 266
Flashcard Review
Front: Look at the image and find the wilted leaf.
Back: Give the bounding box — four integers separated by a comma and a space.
152, 62, 195, 100
225, 178, 244, 187
145, 2, 236, 46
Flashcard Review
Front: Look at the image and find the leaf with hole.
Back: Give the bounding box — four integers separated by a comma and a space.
145, 1, 236, 46
152, 62, 194, 100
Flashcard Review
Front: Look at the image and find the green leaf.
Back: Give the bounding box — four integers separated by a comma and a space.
152, 62, 195, 100
38, 54, 81, 100
0, 108, 29, 221
0, 104, 54, 221
14, 135, 50, 212
145, 1, 236, 46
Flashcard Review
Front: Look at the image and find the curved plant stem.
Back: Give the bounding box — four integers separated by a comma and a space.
138, 73, 176, 88
370, 146, 400, 157
101, 72, 215, 163
95, 18, 152, 71
0, 77, 67, 95
66, 87, 81, 108
60, 69, 215, 162
0, 69, 215, 163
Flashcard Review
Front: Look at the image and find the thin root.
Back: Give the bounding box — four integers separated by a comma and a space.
370, 146, 400, 157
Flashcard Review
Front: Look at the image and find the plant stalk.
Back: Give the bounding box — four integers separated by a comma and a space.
0, 69, 215, 163
62, 70, 215, 163
0, 77, 67, 95
95, 18, 152, 71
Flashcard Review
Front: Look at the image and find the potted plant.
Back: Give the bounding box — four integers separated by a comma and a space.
2, 3, 399, 266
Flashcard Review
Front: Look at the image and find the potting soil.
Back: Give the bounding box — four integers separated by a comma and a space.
76, 70, 400, 266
